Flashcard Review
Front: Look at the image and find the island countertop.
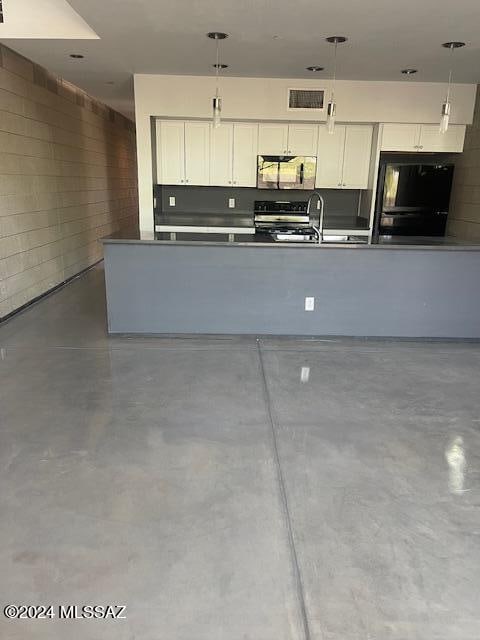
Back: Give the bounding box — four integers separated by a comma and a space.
102, 228, 480, 251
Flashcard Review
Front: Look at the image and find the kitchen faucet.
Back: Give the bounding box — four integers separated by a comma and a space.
306, 191, 325, 244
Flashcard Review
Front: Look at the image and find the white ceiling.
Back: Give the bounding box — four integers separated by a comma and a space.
0, 0, 98, 39
1, 0, 480, 120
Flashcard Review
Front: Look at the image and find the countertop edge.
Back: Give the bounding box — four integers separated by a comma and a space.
100, 237, 480, 251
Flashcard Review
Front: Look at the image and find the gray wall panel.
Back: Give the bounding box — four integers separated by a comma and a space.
154, 184, 361, 219
104, 243, 480, 337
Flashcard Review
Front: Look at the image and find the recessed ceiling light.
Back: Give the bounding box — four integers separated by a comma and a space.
401, 68, 418, 74
442, 41, 465, 49
207, 32, 228, 40
69, 54, 84, 59
326, 35, 348, 44
306, 66, 324, 72
213, 63, 228, 69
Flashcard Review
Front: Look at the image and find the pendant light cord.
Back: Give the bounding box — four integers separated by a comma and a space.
446, 44, 454, 102
215, 36, 220, 98
331, 40, 337, 101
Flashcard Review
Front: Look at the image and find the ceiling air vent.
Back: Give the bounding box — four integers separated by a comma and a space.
288, 89, 324, 110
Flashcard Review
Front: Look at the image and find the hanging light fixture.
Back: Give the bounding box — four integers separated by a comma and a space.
207, 32, 228, 128
325, 36, 347, 134
439, 41, 465, 134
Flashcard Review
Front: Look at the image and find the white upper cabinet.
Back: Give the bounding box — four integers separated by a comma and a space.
287, 124, 318, 155
232, 123, 258, 187
258, 123, 289, 155
156, 120, 210, 185
316, 126, 346, 188
342, 125, 373, 189
316, 124, 373, 189
418, 124, 466, 152
157, 120, 185, 184
258, 123, 318, 155
380, 124, 420, 152
381, 123, 466, 152
210, 123, 234, 186
209, 122, 258, 187
184, 121, 210, 185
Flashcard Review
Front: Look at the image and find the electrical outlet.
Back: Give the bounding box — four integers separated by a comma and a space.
228, 198, 235, 209
169, 196, 176, 207
305, 296, 315, 311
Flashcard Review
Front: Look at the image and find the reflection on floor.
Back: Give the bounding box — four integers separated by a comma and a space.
1, 263, 479, 639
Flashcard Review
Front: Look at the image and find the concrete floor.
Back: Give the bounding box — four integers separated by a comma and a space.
1, 264, 480, 640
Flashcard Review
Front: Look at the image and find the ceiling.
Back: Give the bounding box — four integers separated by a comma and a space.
1, 0, 480, 121
0, 0, 98, 39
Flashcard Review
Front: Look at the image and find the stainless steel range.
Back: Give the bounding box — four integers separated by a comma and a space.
254, 200, 319, 243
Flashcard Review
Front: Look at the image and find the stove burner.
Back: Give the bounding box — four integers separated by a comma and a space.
253, 200, 318, 242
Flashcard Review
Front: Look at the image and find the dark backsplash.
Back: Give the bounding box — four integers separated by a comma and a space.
154, 185, 364, 219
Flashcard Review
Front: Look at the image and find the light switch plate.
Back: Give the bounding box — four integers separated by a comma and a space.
228, 198, 235, 208
169, 196, 176, 207
305, 296, 315, 311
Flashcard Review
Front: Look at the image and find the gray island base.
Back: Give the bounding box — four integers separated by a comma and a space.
102, 234, 480, 338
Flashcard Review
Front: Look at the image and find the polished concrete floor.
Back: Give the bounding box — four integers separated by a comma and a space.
1, 264, 480, 640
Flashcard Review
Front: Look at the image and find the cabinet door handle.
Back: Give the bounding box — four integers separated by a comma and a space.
419, 145, 423, 149
228, 180, 232, 184
343, 183, 346, 187
233, 181, 237, 185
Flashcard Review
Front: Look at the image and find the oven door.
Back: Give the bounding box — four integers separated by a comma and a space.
257, 156, 316, 190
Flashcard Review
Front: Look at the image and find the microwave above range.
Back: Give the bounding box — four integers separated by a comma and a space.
257, 155, 317, 190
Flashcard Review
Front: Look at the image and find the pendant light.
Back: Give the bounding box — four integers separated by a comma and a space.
207, 32, 228, 128
325, 36, 347, 134
439, 41, 465, 134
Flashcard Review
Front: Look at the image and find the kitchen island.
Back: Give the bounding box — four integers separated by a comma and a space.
102, 229, 480, 338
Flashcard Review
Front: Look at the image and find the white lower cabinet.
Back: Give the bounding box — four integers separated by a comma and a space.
381, 123, 466, 152
316, 124, 373, 189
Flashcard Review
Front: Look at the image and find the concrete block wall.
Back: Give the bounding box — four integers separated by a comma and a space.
448, 84, 480, 240
0, 45, 138, 319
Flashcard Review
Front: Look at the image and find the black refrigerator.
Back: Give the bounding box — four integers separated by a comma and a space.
374, 159, 454, 237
